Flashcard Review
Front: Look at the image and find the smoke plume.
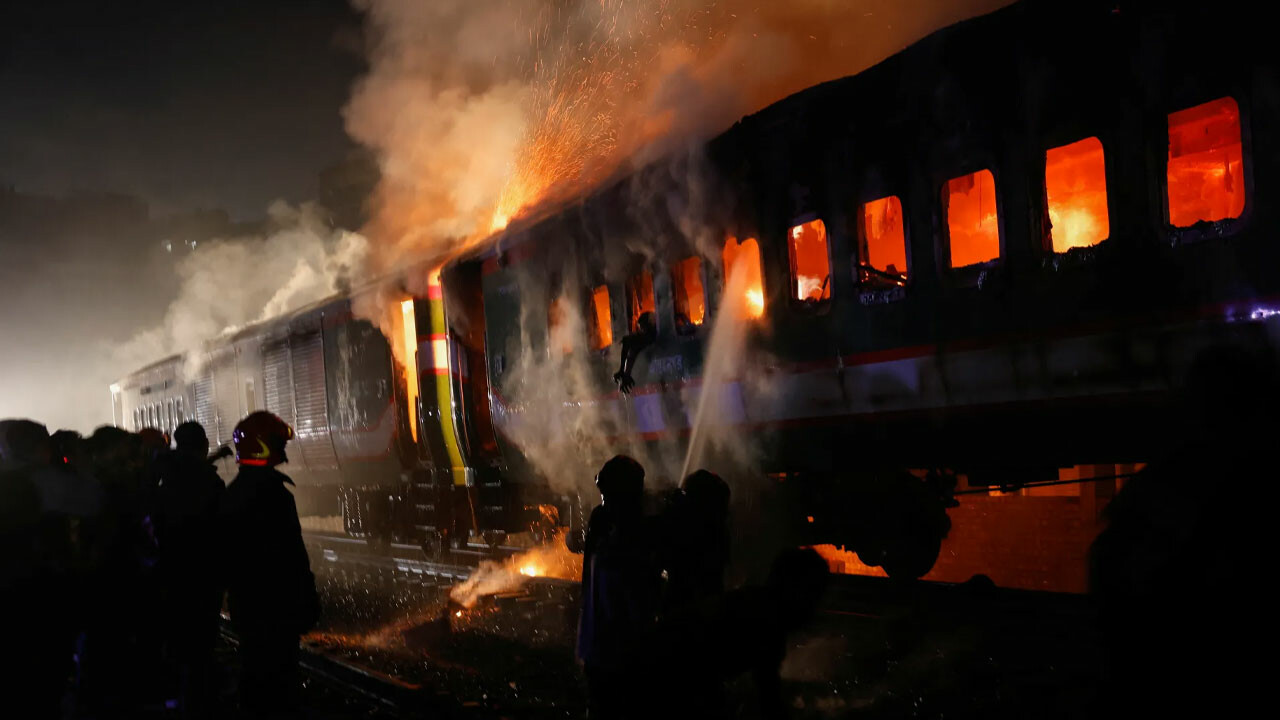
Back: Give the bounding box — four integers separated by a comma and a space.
345, 0, 1014, 274
111, 201, 368, 378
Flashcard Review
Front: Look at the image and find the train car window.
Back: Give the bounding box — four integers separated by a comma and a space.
625, 270, 655, 332
1167, 96, 1245, 227
589, 285, 613, 349
788, 219, 831, 304
547, 295, 575, 355
722, 236, 765, 319
945, 169, 1000, 267
671, 256, 706, 335
1046, 137, 1110, 252
857, 195, 908, 288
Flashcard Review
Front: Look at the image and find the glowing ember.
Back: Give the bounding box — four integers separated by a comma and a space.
352, 1, 1018, 278
449, 534, 582, 608
810, 544, 888, 578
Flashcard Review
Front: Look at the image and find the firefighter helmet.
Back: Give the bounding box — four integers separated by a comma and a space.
233, 411, 294, 467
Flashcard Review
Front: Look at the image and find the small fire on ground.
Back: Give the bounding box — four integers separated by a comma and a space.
449, 533, 583, 608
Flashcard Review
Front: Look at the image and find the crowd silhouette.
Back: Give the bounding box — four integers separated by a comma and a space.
15, 345, 1266, 720
0, 412, 316, 719
575, 456, 830, 720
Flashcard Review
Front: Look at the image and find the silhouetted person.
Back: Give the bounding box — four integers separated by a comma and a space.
1, 419, 70, 719
1090, 344, 1280, 718
613, 312, 656, 394
578, 455, 661, 719
221, 412, 319, 717
156, 421, 226, 717
80, 426, 160, 714
660, 469, 730, 613
23, 425, 105, 713
649, 547, 830, 720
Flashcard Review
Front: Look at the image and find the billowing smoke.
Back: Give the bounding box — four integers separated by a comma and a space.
345, 0, 1014, 274
111, 201, 369, 377
489, 147, 777, 500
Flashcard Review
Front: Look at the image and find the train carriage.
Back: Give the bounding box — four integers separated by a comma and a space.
113, 0, 1276, 590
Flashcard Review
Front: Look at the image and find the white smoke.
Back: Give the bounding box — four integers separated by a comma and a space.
110, 201, 369, 377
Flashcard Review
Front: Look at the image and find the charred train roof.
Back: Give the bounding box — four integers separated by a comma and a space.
443, 0, 1262, 272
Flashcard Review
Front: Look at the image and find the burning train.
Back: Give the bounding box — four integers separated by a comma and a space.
112, 0, 1274, 589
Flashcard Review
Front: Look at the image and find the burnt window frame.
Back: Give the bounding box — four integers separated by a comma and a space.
853, 191, 911, 302
939, 162, 1006, 287
785, 212, 835, 312
1160, 91, 1254, 245
1041, 134, 1114, 256
624, 263, 657, 334
586, 282, 614, 351
669, 255, 708, 337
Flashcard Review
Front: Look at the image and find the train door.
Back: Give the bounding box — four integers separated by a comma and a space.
441, 260, 506, 542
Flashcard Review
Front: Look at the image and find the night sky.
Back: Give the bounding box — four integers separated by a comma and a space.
0, 0, 368, 430
1, 0, 364, 219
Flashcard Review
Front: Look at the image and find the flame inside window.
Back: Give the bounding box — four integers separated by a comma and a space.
625, 270, 655, 332
859, 195, 908, 286
722, 236, 765, 319
400, 299, 419, 443
788, 219, 831, 303
671, 256, 706, 334
946, 169, 1000, 268
1167, 96, 1245, 227
1046, 137, 1110, 252
589, 285, 612, 349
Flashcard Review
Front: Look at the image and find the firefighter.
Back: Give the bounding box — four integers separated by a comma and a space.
648, 547, 830, 720
220, 411, 319, 717
577, 455, 661, 719
659, 469, 731, 614
156, 421, 226, 717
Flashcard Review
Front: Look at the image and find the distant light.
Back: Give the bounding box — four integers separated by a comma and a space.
1251, 307, 1280, 321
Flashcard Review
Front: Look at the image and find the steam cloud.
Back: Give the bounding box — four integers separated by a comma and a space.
111, 202, 368, 379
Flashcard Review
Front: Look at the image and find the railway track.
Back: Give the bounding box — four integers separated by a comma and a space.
303, 530, 578, 588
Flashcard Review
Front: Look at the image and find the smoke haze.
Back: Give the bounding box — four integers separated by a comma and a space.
346, 0, 1014, 273
111, 202, 369, 379
3, 0, 1015, 437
